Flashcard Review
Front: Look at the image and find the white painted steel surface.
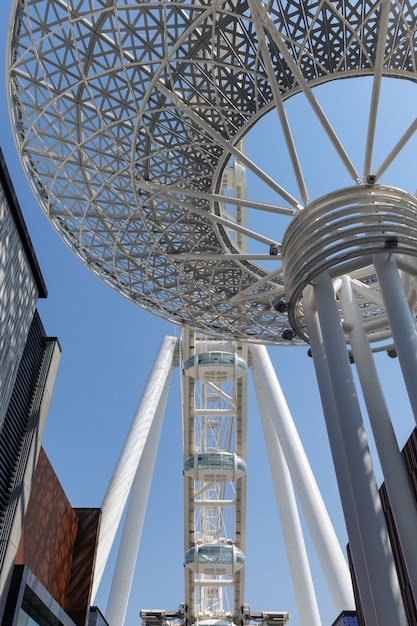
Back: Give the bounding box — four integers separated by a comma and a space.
249, 343, 355, 615
257, 399, 321, 626
302, 286, 378, 625
10, 0, 417, 345
92, 336, 178, 601
338, 274, 417, 603
106, 367, 173, 626
374, 254, 417, 421
311, 272, 406, 626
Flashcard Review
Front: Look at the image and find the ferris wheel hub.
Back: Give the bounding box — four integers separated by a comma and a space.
282, 185, 417, 344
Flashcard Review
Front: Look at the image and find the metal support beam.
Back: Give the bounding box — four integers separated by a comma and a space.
338, 275, 417, 601
311, 271, 406, 626
374, 254, 417, 422
106, 366, 173, 626
303, 286, 377, 625
92, 336, 178, 601
255, 397, 321, 626
249, 344, 355, 615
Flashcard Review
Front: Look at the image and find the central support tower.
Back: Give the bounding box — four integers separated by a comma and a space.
182, 330, 248, 626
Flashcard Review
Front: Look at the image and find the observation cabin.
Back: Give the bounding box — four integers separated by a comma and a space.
220, 160, 247, 198
184, 542, 245, 575
184, 451, 246, 482
183, 352, 248, 383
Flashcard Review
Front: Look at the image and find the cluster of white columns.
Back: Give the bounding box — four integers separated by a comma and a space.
300, 253, 417, 626
305, 273, 406, 626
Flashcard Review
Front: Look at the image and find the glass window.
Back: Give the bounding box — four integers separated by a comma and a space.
17, 587, 66, 626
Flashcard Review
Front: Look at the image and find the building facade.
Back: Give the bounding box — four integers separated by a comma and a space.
5, 448, 101, 626
0, 147, 61, 620
0, 148, 101, 626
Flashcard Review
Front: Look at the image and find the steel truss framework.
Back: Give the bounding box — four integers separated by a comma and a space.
8, 0, 417, 344
181, 331, 248, 626
8, 2, 417, 626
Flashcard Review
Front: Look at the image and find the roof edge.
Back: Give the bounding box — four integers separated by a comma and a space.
0, 148, 47, 298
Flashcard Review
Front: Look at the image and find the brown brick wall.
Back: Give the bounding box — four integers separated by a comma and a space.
15, 449, 101, 626
15, 448, 78, 606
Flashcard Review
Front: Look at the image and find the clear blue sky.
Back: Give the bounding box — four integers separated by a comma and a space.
2, 3, 417, 625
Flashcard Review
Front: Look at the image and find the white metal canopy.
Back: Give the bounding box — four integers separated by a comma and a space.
8, 0, 417, 344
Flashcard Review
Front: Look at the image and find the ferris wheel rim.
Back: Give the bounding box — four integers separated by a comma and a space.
7, 0, 417, 344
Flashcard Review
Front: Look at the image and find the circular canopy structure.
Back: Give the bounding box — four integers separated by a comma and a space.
7, 0, 417, 344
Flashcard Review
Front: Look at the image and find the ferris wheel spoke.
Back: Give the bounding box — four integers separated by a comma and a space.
375, 117, 417, 181
142, 182, 296, 217
395, 256, 417, 276
248, 0, 309, 203
169, 253, 280, 261
230, 287, 286, 306
179, 204, 278, 248
254, 0, 360, 183
248, 0, 308, 204
138, 180, 280, 248
363, 0, 391, 178
204, 382, 236, 407
156, 81, 303, 210
228, 266, 284, 303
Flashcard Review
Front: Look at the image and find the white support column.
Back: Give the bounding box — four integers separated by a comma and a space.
373, 253, 417, 422
312, 271, 406, 626
339, 275, 417, 601
249, 344, 355, 615
303, 286, 376, 625
92, 336, 178, 601
256, 395, 321, 626
106, 368, 173, 626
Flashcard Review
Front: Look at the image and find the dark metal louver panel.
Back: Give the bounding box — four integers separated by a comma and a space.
0, 310, 49, 562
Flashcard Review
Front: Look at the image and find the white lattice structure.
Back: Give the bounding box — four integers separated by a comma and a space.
7, 1, 417, 625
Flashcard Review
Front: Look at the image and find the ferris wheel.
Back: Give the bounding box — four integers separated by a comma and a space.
6, 1, 417, 625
